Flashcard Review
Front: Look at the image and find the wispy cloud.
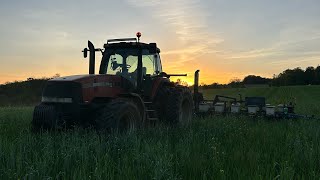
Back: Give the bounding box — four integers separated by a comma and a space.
127, 0, 223, 57
267, 55, 320, 66
220, 34, 320, 61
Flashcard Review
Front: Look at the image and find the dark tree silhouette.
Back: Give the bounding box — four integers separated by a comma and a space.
243, 75, 271, 85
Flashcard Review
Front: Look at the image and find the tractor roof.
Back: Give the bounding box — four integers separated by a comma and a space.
103, 38, 160, 53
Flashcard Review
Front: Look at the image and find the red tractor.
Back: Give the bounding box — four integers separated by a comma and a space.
32, 33, 194, 132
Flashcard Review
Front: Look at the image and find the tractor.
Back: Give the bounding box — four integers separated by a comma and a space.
32, 32, 194, 132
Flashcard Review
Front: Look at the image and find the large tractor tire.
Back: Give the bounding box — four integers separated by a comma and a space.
166, 87, 194, 125
95, 100, 141, 133
153, 85, 171, 121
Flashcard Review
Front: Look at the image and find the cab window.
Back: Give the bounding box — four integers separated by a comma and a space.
107, 54, 123, 75
142, 55, 157, 75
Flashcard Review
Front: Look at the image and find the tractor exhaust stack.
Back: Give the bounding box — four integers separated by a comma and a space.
88, 41, 95, 74
83, 41, 100, 74
194, 70, 200, 113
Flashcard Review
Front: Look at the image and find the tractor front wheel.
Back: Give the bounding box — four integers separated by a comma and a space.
95, 100, 141, 133
32, 104, 64, 132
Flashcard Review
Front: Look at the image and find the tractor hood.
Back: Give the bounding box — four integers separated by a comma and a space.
50, 74, 124, 88
50, 74, 95, 82
43, 74, 131, 103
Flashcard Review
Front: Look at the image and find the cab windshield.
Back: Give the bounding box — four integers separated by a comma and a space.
100, 48, 161, 84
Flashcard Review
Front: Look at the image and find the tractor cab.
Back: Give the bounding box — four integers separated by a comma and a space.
83, 32, 165, 96
99, 38, 162, 87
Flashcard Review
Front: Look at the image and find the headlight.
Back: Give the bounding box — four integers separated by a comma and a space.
42, 97, 73, 103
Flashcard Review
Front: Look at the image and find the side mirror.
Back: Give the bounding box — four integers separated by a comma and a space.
83, 48, 88, 58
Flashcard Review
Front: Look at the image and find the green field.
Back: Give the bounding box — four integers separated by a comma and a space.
1, 86, 320, 179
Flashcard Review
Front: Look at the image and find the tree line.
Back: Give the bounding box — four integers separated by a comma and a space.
0, 75, 59, 106
199, 66, 320, 89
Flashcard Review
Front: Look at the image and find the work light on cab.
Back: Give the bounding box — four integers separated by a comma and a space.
136, 32, 141, 42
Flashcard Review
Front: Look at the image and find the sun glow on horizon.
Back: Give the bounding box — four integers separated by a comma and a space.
0, 1, 320, 85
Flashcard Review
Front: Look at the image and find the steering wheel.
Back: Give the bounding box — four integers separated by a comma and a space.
111, 61, 120, 70
111, 61, 131, 70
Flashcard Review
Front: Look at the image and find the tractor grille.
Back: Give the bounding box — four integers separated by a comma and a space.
42, 81, 83, 103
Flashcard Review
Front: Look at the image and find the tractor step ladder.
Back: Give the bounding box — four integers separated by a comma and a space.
144, 102, 159, 121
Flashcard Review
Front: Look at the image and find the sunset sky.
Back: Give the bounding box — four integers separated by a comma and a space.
1, 0, 320, 85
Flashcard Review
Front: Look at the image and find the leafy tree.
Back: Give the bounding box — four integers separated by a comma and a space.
243, 75, 271, 84
304, 66, 315, 84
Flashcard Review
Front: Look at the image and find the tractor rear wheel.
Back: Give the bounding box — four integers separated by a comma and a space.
154, 85, 171, 121
95, 100, 141, 133
166, 87, 194, 125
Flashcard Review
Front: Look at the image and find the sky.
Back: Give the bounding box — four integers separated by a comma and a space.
0, 0, 320, 85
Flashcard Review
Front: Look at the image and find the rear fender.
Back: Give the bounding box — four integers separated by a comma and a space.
151, 78, 172, 99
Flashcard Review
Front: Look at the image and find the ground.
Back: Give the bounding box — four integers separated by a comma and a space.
0, 86, 320, 179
